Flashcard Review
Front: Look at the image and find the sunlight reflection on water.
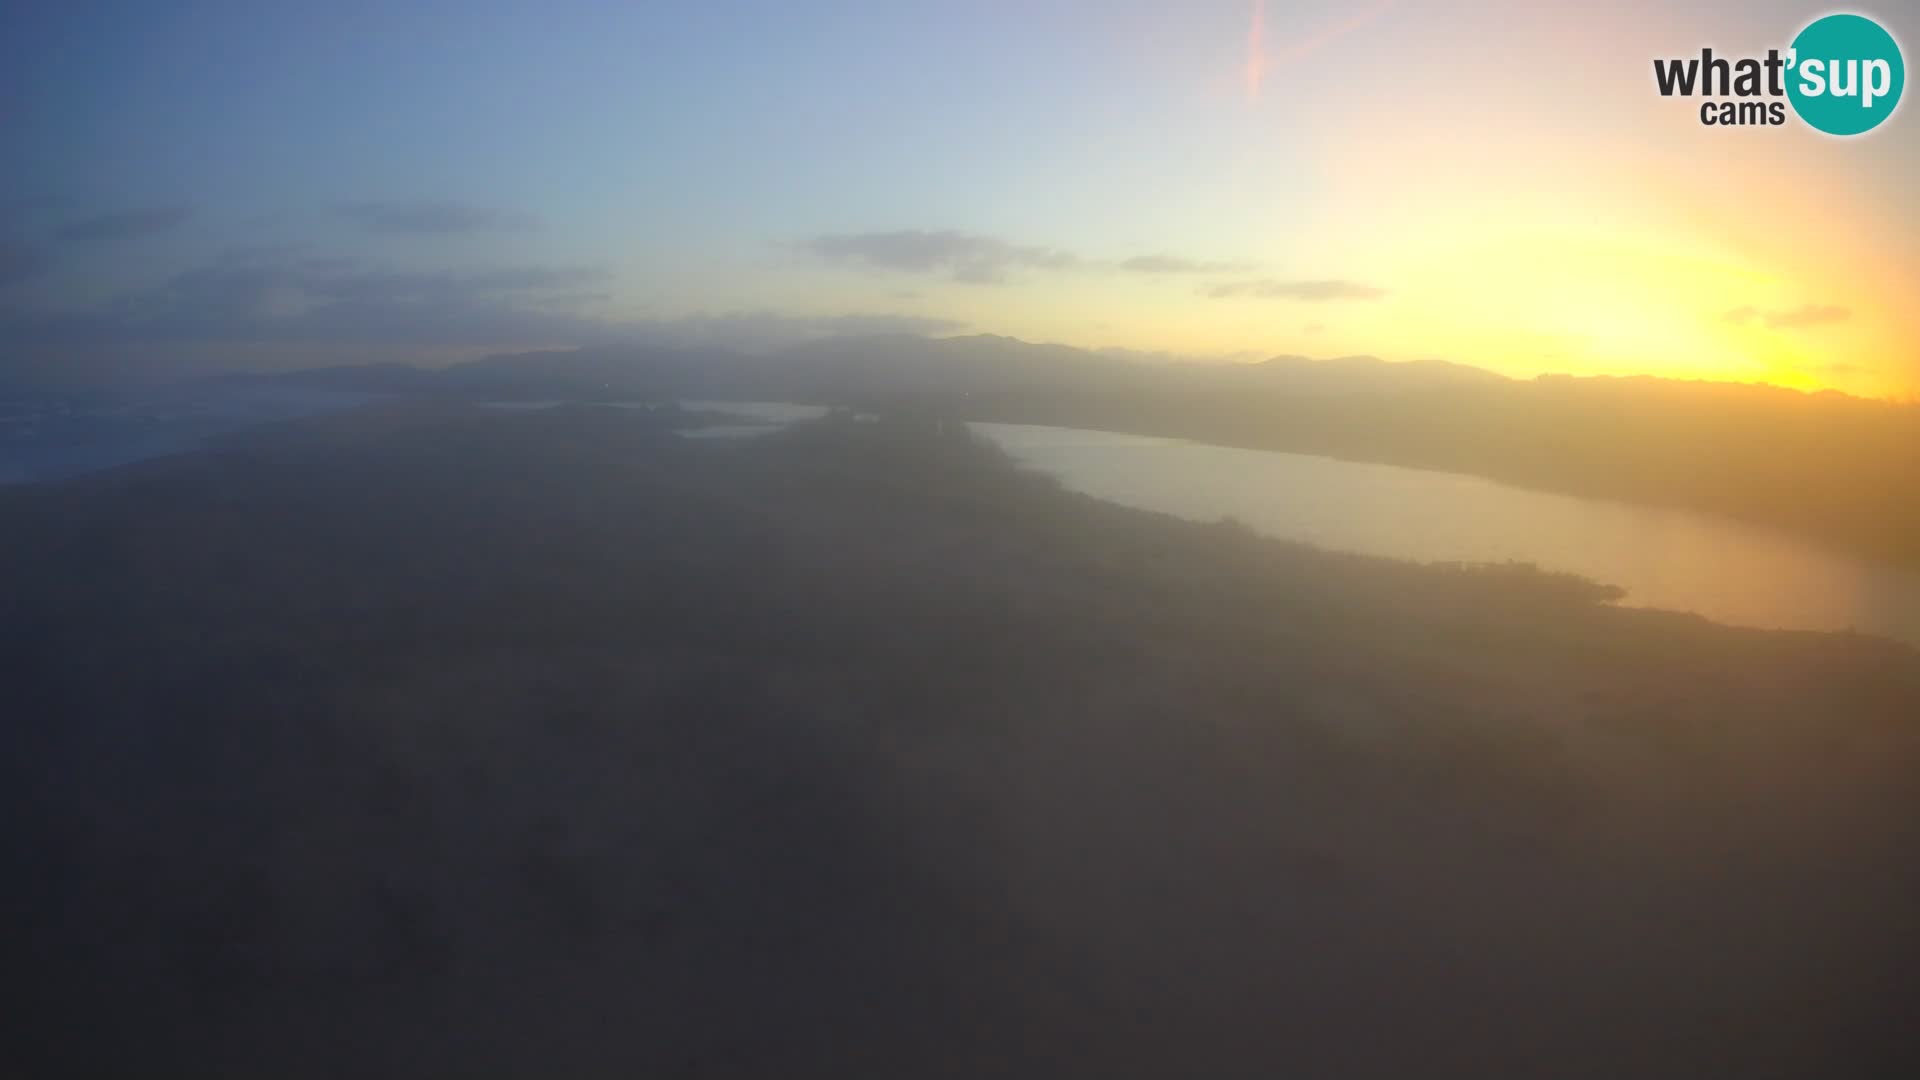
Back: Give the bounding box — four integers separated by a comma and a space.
973, 422, 1920, 646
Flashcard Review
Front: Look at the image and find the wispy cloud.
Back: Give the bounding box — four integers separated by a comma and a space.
1765, 304, 1849, 329
0, 247, 960, 361
1723, 303, 1850, 329
56, 205, 193, 242
1245, 0, 1268, 103
1205, 278, 1387, 301
804, 230, 1256, 283
801, 229, 1078, 283
1119, 254, 1254, 274
1271, 1, 1395, 68
334, 200, 537, 235
1245, 0, 1393, 103
3, 252, 610, 347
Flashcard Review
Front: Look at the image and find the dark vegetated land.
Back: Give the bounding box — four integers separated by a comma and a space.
4, 405, 1917, 1077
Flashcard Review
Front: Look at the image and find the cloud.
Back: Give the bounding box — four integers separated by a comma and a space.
1204, 278, 1387, 301
1119, 254, 1254, 274
334, 200, 537, 235
1270, 1, 1395, 68
1302, 322, 1326, 334
801, 229, 1078, 283
1723, 303, 1850, 329
1765, 304, 1849, 329
2, 252, 614, 347
0, 248, 961, 367
1247, 0, 1394, 103
803, 230, 1258, 284
56, 205, 193, 242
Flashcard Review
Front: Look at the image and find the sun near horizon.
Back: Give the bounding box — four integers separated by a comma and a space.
3, 1, 1915, 399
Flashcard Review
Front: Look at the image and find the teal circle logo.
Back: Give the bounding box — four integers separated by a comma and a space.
1787, 14, 1904, 135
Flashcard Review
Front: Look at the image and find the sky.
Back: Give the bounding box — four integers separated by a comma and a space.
3, 0, 1916, 396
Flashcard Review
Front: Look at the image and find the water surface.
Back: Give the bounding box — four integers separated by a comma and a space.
973, 422, 1920, 646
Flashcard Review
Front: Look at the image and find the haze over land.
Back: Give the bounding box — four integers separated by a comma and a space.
6, 406, 1917, 1076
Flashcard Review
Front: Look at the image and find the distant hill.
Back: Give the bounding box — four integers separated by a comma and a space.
190, 335, 1507, 401
1247, 353, 1507, 390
